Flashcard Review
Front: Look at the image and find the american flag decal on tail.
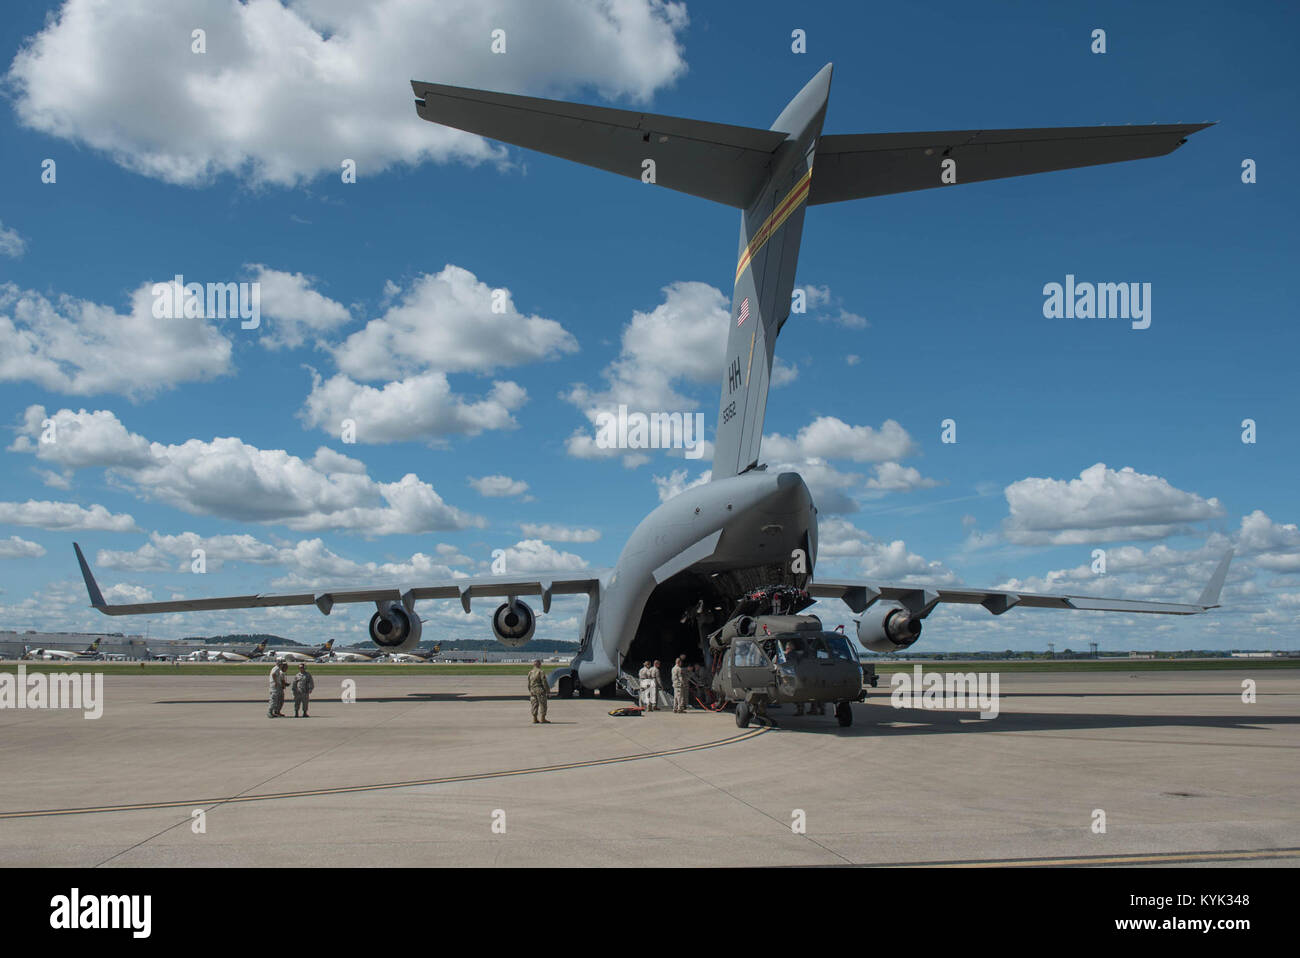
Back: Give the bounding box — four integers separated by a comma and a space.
736, 297, 750, 327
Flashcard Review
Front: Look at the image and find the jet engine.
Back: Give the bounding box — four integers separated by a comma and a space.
368, 604, 422, 652
856, 602, 922, 653
493, 600, 536, 648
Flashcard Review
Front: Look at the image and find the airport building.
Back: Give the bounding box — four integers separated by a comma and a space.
0, 630, 147, 659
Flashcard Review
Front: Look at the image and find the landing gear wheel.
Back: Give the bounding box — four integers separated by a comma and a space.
599, 682, 618, 698
735, 701, 751, 728
835, 701, 853, 727
557, 675, 574, 699
578, 684, 594, 698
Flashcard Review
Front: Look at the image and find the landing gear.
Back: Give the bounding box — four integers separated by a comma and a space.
557, 675, 575, 699
735, 701, 751, 728
599, 682, 619, 698
578, 684, 594, 698
835, 701, 853, 727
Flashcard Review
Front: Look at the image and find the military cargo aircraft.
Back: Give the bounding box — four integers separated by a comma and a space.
72, 64, 1228, 720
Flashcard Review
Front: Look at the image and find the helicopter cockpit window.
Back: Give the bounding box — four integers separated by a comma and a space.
733, 640, 770, 668
822, 634, 857, 661
773, 635, 804, 665
800, 636, 832, 659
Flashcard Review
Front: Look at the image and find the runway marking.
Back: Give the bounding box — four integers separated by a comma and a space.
0, 726, 769, 821
872, 847, 1300, 868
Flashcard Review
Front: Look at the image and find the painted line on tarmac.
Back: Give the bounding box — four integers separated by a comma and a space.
872, 847, 1300, 867
0, 726, 769, 820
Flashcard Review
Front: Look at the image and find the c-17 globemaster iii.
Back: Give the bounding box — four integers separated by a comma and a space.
72, 64, 1229, 723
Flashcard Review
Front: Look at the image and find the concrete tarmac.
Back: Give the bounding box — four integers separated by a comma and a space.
0, 668, 1296, 866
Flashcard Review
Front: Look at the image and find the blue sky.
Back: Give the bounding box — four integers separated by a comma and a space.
0, 0, 1296, 651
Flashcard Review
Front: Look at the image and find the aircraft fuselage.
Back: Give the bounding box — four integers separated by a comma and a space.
570, 470, 818, 690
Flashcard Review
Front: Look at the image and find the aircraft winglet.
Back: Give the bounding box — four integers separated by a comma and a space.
1197, 549, 1234, 607
73, 542, 107, 610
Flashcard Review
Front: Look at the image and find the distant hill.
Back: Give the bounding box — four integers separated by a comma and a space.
337, 638, 579, 653
434, 639, 579, 653
183, 634, 299, 646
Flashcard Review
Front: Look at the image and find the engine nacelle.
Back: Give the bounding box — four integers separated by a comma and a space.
493, 600, 536, 648
856, 602, 923, 653
368, 604, 422, 652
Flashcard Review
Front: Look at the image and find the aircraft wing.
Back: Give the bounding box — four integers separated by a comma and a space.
411, 80, 786, 208
74, 543, 601, 617
809, 550, 1233, 618
808, 122, 1213, 205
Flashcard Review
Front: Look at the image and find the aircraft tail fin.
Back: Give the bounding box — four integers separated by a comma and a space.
712, 65, 831, 478
411, 70, 1211, 481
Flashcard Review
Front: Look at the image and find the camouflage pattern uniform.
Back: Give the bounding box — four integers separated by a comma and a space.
267, 663, 287, 718
527, 665, 550, 723
671, 661, 687, 713
292, 667, 315, 717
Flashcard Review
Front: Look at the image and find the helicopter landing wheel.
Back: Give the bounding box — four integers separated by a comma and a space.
735, 701, 751, 728
835, 701, 853, 727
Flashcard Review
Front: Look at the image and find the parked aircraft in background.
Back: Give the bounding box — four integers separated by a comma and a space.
22, 639, 101, 661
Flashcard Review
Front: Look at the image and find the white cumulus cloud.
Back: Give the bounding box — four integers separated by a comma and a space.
1002, 463, 1224, 546
7, 0, 689, 187
12, 406, 483, 534
0, 281, 232, 399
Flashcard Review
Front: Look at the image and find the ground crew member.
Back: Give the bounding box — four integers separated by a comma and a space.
528, 659, 550, 724
267, 660, 288, 718
650, 659, 663, 711
292, 663, 314, 718
638, 660, 654, 711
690, 663, 711, 708
671, 655, 687, 712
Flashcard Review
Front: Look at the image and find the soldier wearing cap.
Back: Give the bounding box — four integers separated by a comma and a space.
267, 660, 289, 718
292, 663, 315, 717
671, 655, 688, 713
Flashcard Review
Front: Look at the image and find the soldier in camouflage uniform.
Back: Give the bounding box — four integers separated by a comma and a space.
671, 655, 687, 713
267, 660, 288, 718
527, 659, 550, 723
292, 663, 315, 718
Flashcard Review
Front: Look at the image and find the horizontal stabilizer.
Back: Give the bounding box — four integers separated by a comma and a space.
808, 122, 1213, 205
412, 80, 786, 208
